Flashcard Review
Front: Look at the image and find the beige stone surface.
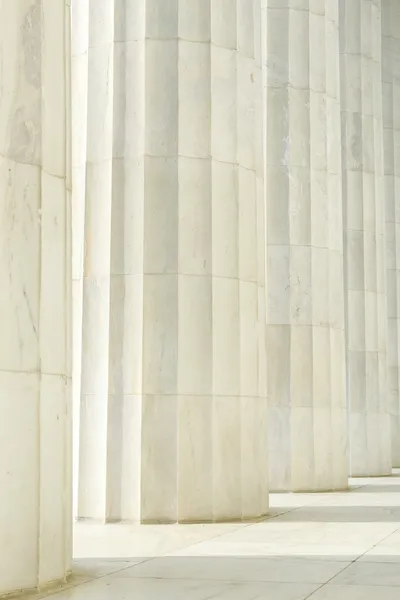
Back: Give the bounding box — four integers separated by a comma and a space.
264, 0, 348, 492
340, 0, 392, 477
382, 0, 400, 468
74, 0, 268, 524
4, 1, 400, 595
0, 0, 72, 595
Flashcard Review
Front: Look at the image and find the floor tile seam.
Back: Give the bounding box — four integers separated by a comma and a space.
160, 523, 261, 557
258, 506, 309, 521
105, 574, 350, 585
304, 524, 400, 597
200, 587, 239, 600
302, 487, 388, 600
37, 558, 155, 599
123, 523, 259, 565
60, 484, 397, 598
332, 582, 400, 587
179, 506, 312, 549
302, 557, 360, 599
262, 503, 327, 522
360, 558, 400, 564
354, 523, 400, 561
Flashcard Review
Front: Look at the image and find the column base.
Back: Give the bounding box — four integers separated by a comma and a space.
0, 574, 72, 600
75, 514, 271, 525
269, 486, 349, 494
142, 513, 271, 525
350, 472, 393, 478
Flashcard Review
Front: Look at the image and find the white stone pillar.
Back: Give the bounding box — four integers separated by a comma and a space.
0, 0, 72, 595
340, 0, 392, 476
75, 0, 268, 523
265, 0, 348, 492
382, 0, 400, 467
76, 0, 114, 519
71, 0, 88, 517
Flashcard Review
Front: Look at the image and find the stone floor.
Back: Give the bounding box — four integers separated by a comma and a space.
34, 472, 400, 599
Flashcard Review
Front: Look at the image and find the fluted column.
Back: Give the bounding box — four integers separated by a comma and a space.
265, 0, 348, 492
382, 0, 400, 467
76, 0, 114, 520
340, 0, 391, 476
71, 0, 88, 517
75, 0, 268, 523
0, 0, 72, 594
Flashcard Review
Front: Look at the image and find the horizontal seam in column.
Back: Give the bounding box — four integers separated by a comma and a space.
42, 171, 68, 181
344, 168, 378, 174
264, 82, 338, 94
113, 38, 209, 45
0, 368, 71, 377
340, 51, 379, 58
266, 6, 309, 11
347, 350, 385, 354
346, 287, 380, 292
267, 169, 341, 176
137, 155, 257, 169
109, 393, 276, 398
0, 159, 67, 182
86, 158, 115, 165
109, 38, 252, 51
72, 50, 88, 58
87, 42, 114, 51
110, 272, 260, 284
346, 227, 376, 232
266, 242, 343, 248
0, 154, 39, 168
267, 323, 344, 330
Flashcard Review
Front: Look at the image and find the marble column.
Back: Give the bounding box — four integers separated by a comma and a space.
76, 0, 114, 521
71, 0, 88, 517
265, 0, 348, 492
340, 0, 392, 476
382, 0, 400, 467
75, 0, 268, 523
0, 0, 72, 595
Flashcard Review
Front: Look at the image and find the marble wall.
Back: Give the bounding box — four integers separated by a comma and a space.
0, 0, 72, 595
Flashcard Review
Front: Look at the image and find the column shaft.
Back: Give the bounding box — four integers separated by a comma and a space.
0, 0, 72, 594
71, 0, 89, 517
340, 0, 392, 476
265, 0, 348, 492
75, 0, 268, 523
77, 0, 115, 519
382, 0, 400, 467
